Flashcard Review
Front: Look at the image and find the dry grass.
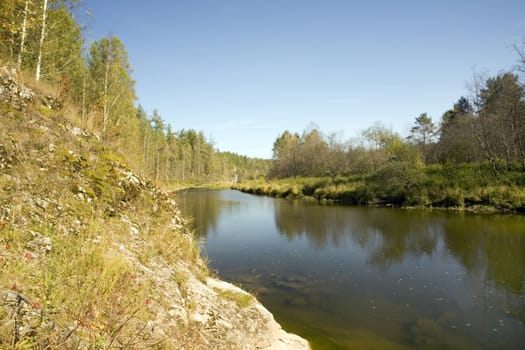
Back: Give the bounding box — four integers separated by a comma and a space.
0, 74, 210, 348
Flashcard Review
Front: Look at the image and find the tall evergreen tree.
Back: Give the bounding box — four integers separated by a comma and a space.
408, 113, 436, 147
408, 113, 437, 163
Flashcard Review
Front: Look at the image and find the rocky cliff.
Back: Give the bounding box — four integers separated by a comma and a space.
0, 66, 309, 349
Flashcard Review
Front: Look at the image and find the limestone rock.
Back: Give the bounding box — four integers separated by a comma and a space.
0, 66, 33, 110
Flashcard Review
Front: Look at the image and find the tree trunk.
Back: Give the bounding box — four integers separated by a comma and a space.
81, 74, 86, 128
181, 154, 185, 182
102, 59, 110, 134
35, 0, 48, 81
17, 0, 29, 69
165, 147, 170, 182
143, 132, 149, 177
191, 146, 195, 178
510, 104, 525, 167
155, 150, 160, 184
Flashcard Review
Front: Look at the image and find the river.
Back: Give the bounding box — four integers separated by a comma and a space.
176, 189, 525, 350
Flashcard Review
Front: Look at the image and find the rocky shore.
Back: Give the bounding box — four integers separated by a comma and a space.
0, 66, 309, 349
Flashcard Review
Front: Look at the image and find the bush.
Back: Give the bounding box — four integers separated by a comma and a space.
371, 161, 425, 205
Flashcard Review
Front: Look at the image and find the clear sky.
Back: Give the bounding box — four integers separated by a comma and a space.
82, 0, 524, 159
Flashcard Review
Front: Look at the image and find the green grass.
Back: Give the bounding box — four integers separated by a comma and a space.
215, 288, 254, 308
233, 163, 525, 213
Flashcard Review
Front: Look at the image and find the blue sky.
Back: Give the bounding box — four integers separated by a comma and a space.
82, 0, 524, 159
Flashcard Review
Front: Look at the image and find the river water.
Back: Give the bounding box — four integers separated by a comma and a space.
176, 189, 525, 350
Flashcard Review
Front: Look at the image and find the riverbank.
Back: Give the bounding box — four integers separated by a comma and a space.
232, 165, 525, 213
0, 67, 309, 349
168, 181, 233, 192
177, 189, 525, 350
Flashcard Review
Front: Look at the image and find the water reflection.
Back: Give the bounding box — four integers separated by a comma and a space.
442, 216, 525, 295
274, 200, 525, 299
177, 190, 525, 349
274, 200, 441, 271
176, 189, 238, 237
442, 216, 525, 324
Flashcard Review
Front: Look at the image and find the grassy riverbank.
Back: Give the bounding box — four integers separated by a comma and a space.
0, 66, 310, 349
233, 163, 525, 213
168, 181, 234, 192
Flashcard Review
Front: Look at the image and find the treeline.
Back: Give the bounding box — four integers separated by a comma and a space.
136, 107, 268, 184
0, 0, 268, 184
243, 48, 525, 211
270, 70, 525, 179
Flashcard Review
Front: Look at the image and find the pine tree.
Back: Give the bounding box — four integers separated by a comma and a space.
408, 113, 436, 147
408, 113, 437, 163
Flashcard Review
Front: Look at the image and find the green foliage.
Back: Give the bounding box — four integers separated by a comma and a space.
478, 73, 525, 167
372, 161, 425, 205
0, 219, 157, 348
264, 66, 524, 211
407, 113, 437, 163
408, 113, 437, 146
1, 1, 85, 95
235, 161, 525, 212
40, 3, 85, 95
86, 36, 136, 137
269, 123, 424, 179
260, 70, 525, 213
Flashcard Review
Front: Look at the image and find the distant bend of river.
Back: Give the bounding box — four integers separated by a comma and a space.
176, 189, 525, 350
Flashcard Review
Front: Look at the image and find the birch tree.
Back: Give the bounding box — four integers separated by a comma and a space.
35, 0, 48, 81
87, 36, 135, 137
17, 0, 30, 68
0, 0, 36, 61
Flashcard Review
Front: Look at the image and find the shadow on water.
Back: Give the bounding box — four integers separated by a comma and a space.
177, 190, 525, 350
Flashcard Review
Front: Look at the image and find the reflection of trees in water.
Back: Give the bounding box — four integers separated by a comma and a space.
443, 215, 525, 294
175, 190, 222, 238
442, 215, 525, 323
360, 210, 439, 269
274, 200, 525, 303
274, 200, 357, 248
273, 201, 438, 266
176, 190, 244, 239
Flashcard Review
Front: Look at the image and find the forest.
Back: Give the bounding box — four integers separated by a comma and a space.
236, 57, 525, 211
268, 81, 525, 179
0, 0, 269, 187
1, 1, 524, 211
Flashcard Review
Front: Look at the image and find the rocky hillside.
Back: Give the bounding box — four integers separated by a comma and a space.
0, 66, 309, 349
